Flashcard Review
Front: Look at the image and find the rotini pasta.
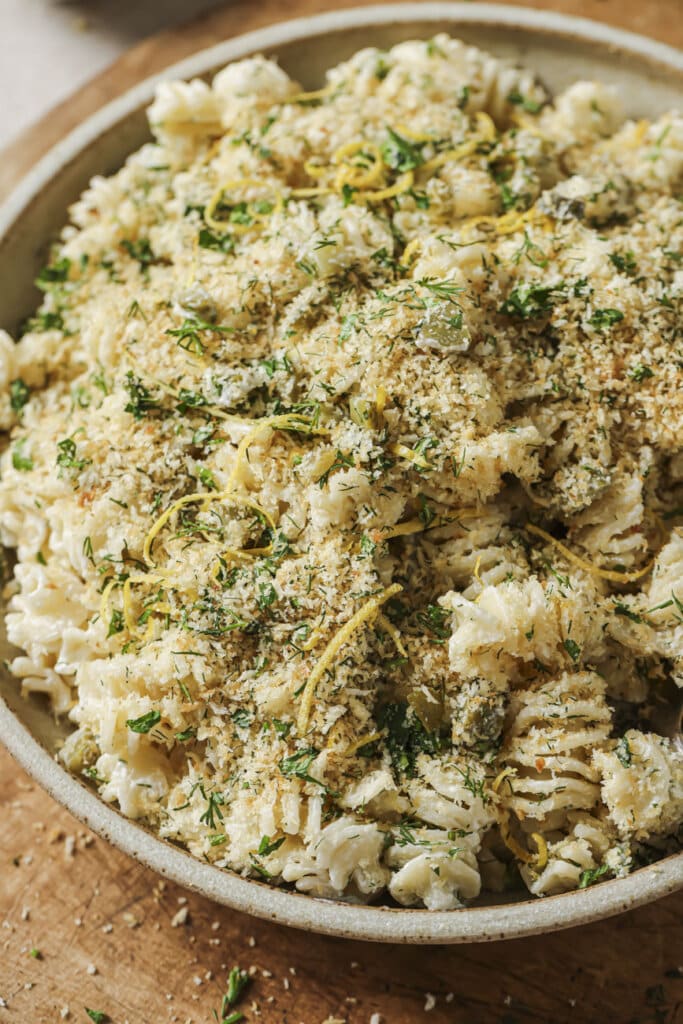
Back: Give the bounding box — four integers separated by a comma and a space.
1, 35, 681, 907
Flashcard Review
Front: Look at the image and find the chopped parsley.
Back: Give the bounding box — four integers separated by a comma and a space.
225, 965, 251, 1008
563, 638, 581, 663
507, 89, 544, 114
123, 372, 160, 419
166, 316, 233, 356
230, 708, 251, 730
578, 863, 611, 888
615, 735, 632, 768
500, 282, 559, 319
609, 250, 637, 275
629, 364, 654, 383
377, 701, 442, 779
257, 834, 286, 857
107, 609, 125, 638
35, 257, 71, 290
175, 727, 196, 742
126, 709, 161, 733
197, 466, 218, 491
10, 378, 30, 413
278, 746, 327, 788
26, 309, 65, 333
381, 127, 424, 172
198, 227, 235, 253
56, 436, 91, 473
415, 603, 451, 642
11, 438, 33, 471
121, 237, 161, 272
613, 602, 643, 624
589, 308, 624, 330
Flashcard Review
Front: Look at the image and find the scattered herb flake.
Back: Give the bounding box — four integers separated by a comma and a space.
615, 735, 632, 768
10, 378, 30, 413
578, 863, 611, 888
12, 438, 33, 471
126, 710, 161, 734
589, 308, 624, 330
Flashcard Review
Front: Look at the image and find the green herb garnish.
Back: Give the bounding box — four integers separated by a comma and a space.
377, 701, 442, 779
381, 127, 425, 172
578, 863, 611, 888
589, 308, 624, 330
10, 378, 30, 413
126, 710, 161, 734
500, 282, 559, 319
563, 638, 581, 663
12, 438, 33, 471
278, 746, 327, 789
615, 736, 632, 768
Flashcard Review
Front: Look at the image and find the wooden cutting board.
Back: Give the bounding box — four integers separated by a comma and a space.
1, 2, 682, 1022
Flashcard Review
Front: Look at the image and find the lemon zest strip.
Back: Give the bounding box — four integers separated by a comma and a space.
143, 415, 321, 567
400, 237, 423, 268
375, 386, 388, 414
332, 140, 384, 190
358, 170, 414, 203
373, 509, 480, 543
143, 491, 221, 567
225, 413, 325, 495
394, 124, 435, 142
460, 207, 551, 239
299, 626, 323, 652
390, 441, 431, 470
204, 178, 283, 235
419, 139, 480, 174
289, 83, 337, 103
297, 583, 403, 733
377, 612, 407, 657
290, 186, 334, 199
214, 499, 278, 569
416, 115, 496, 176
500, 813, 534, 864
303, 159, 329, 179
122, 573, 168, 637
525, 523, 654, 583
345, 731, 382, 757
530, 832, 548, 870
492, 767, 516, 793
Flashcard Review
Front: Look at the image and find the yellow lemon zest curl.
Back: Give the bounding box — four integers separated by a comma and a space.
297, 584, 403, 733
525, 522, 654, 583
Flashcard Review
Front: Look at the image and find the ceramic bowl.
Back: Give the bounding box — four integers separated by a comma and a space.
1, 3, 682, 943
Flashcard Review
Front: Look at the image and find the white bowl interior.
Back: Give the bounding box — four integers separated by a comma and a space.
0, 4, 681, 942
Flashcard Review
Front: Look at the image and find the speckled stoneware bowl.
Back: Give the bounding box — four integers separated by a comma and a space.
1, 3, 682, 943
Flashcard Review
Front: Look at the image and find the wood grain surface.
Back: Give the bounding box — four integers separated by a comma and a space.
1, 2, 682, 1022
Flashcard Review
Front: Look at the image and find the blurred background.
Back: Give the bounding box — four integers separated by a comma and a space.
0, 0, 229, 146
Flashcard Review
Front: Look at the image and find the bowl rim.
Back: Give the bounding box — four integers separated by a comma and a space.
0, 2, 682, 944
